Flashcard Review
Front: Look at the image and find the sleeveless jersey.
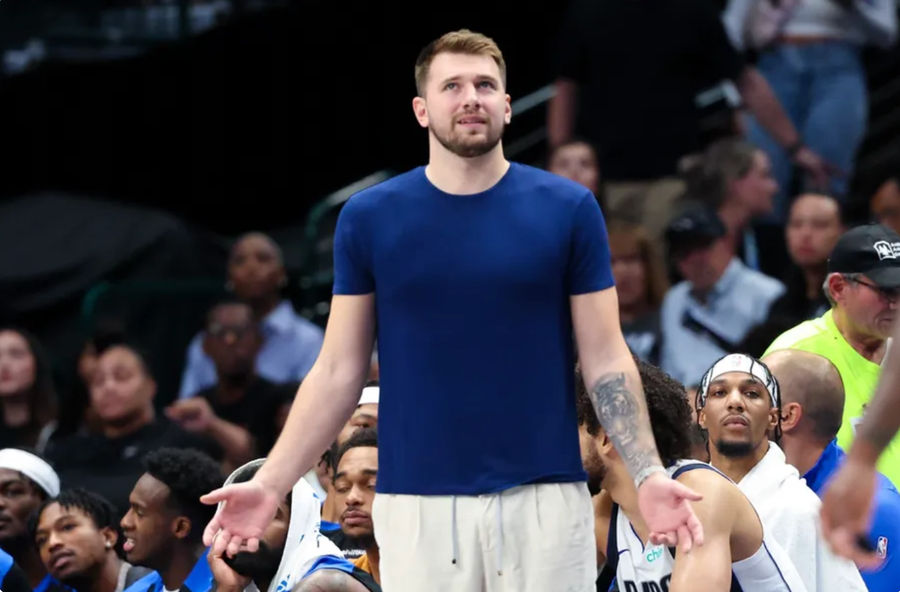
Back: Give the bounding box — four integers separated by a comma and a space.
597, 461, 808, 591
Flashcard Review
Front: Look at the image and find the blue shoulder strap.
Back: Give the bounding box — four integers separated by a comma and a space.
595, 503, 618, 591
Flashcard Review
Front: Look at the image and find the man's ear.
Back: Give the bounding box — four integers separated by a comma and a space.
171, 516, 192, 541
769, 406, 781, 432
100, 526, 118, 550
598, 429, 616, 457
412, 97, 429, 128
698, 408, 708, 430
780, 402, 803, 432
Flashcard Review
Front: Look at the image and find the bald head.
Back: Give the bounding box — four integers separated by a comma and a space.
292, 570, 370, 592
762, 349, 845, 443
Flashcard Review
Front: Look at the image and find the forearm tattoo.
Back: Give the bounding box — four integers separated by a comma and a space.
590, 372, 661, 479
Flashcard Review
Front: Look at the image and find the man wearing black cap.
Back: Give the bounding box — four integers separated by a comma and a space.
659, 207, 784, 386
765, 223, 900, 487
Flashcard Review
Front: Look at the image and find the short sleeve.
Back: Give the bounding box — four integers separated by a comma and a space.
568, 192, 615, 295
553, 0, 590, 82
333, 198, 375, 295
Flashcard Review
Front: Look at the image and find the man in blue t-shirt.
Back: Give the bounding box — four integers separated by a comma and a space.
765, 349, 900, 591
201, 29, 704, 592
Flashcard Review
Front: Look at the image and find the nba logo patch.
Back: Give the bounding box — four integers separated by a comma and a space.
877, 536, 888, 559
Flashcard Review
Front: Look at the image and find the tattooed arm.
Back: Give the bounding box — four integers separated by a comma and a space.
570, 289, 663, 480
572, 288, 704, 551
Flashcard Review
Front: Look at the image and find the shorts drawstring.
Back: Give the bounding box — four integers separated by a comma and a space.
495, 492, 503, 576
451, 495, 459, 565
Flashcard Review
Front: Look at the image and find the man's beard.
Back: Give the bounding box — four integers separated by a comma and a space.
714, 439, 754, 458
583, 449, 607, 496
223, 541, 284, 582
343, 532, 377, 551
431, 120, 505, 158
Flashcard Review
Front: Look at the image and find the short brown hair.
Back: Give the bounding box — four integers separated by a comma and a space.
414, 29, 507, 96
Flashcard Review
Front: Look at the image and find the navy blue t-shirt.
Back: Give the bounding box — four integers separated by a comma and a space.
333, 163, 614, 495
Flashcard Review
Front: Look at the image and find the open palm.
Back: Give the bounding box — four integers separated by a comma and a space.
201, 480, 280, 557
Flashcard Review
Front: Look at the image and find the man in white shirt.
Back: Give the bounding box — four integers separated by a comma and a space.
697, 353, 865, 592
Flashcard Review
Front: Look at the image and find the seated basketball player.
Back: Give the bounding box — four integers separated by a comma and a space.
576, 359, 806, 591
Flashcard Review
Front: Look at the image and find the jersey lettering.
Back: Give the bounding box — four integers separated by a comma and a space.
622, 575, 671, 592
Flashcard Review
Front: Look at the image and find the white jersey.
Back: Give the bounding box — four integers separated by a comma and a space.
599, 461, 808, 592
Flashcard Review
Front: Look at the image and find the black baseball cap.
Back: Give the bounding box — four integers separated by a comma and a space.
828, 223, 900, 288
665, 207, 726, 257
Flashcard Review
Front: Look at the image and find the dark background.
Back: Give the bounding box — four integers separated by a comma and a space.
0, 0, 571, 402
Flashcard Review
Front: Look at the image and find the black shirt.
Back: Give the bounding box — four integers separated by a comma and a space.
195, 377, 295, 456
555, 0, 744, 179
46, 419, 221, 518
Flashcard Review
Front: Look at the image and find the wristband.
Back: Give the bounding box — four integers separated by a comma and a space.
634, 465, 666, 489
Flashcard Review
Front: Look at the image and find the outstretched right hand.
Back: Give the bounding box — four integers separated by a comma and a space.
200, 480, 280, 557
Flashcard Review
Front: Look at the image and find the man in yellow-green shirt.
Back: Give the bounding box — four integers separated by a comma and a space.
765, 224, 900, 486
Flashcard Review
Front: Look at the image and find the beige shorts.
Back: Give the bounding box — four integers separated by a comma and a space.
372, 482, 596, 592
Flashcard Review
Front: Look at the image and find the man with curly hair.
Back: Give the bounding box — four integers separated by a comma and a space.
576, 358, 806, 591
119, 449, 223, 592
32, 489, 151, 592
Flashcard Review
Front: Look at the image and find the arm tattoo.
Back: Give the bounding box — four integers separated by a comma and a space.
590, 372, 661, 479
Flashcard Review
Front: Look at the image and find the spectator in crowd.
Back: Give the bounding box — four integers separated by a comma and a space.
207, 459, 379, 592
119, 449, 223, 592
576, 359, 805, 591
697, 353, 865, 591
767, 193, 844, 326
33, 489, 151, 592
179, 233, 324, 399
48, 344, 219, 518
607, 222, 668, 365
203, 29, 705, 592
659, 207, 784, 385
166, 302, 294, 469
548, 0, 829, 240
723, 0, 897, 220
0, 448, 59, 587
0, 547, 30, 592
683, 138, 779, 274
764, 349, 900, 591
870, 177, 900, 235
331, 429, 379, 585
546, 139, 601, 197
321, 386, 379, 555
822, 310, 900, 564
62, 323, 129, 442
0, 327, 58, 452
765, 223, 900, 486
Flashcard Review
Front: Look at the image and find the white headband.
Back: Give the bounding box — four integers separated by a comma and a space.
0, 448, 60, 497
358, 386, 379, 406
698, 353, 779, 409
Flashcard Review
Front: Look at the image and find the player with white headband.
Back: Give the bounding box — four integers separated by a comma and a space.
697, 353, 866, 592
